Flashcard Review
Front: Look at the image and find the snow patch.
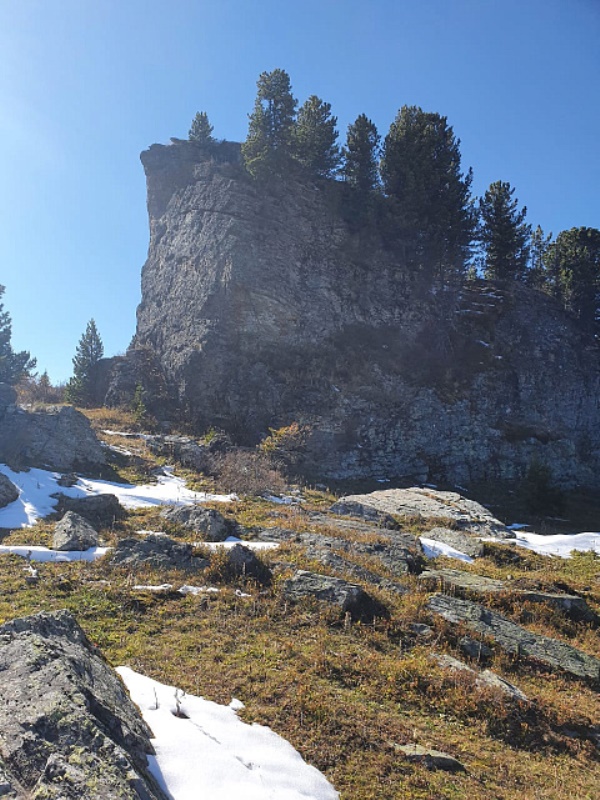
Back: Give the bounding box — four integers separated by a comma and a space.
117, 667, 339, 800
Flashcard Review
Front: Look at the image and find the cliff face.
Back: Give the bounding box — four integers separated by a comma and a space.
120, 140, 600, 487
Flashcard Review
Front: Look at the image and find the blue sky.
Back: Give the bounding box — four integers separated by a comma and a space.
1, 0, 598, 383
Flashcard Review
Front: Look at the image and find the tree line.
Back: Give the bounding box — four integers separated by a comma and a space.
190, 68, 600, 336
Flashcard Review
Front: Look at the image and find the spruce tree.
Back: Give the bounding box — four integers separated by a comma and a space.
65, 319, 104, 407
292, 95, 340, 178
242, 69, 297, 178
188, 111, 215, 145
545, 227, 600, 335
380, 106, 475, 284
478, 181, 531, 282
0, 285, 36, 385
342, 114, 380, 195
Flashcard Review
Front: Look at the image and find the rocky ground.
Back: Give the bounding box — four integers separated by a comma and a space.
0, 408, 598, 799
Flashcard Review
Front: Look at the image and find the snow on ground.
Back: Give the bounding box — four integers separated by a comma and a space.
512, 531, 600, 558
200, 536, 279, 552
0, 544, 108, 563
0, 463, 235, 528
117, 667, 339, 800
419, 537, 474, 563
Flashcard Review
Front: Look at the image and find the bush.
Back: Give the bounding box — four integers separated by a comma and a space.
215, 448, 287, 496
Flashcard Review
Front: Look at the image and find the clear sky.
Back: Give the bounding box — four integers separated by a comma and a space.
1, 0, 598, 383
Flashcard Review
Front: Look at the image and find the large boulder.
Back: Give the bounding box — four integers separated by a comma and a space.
0, 609, 167, 799
224, 543, 272, 585
427, 593, 600, 683
53, 493, 125, 528
111, 534, 208, 571
0, 404, 105, 473
332, 488, 510, 538
53, 512, 99, 551
0, 473, 18, 509
283, 570, 387, 621
161, 504, 234, 541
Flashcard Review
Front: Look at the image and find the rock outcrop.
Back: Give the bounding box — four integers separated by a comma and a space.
111, 533, 209, 571
283, 569, 388, 621
0, 609, 167, 799
161, 504, 235, 541
101, 141, 600, 488
427, 593, 600, 683
0, 386, 105, 474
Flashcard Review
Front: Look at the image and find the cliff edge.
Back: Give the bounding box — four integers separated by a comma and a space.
105, 140, 600, 488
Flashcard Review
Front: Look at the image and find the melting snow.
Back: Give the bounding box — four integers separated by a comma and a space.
117, 667, 339, 800
419, 537, 474, 563
0, 463, 235, 528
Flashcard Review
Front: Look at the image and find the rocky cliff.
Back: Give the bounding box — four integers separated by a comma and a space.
109, 140, 600, 488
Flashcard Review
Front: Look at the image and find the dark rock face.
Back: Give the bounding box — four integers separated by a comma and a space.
111, 533, 208, 571
427, 593, 600, 683
0, 393, 105, 474
53, 512, 99, 551
54, 493, 125, 528
283, 569, 387, 621
0, 610, 167, 799
0, 473, 18, 509
106, 141, 600, 487
161, 504, 234, 541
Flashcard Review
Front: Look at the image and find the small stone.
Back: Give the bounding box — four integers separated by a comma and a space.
395, 743, 466, 772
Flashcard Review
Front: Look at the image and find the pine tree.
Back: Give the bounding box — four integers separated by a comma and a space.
526, 225, 553, 290
65, 319, 104, 407
242, 69, 297, 178
188, 111, 215, 145
292, 95, 340, 178
380, 106, 475, 283
478, 181, 531, 281
545, 227, 600, 335
0, 285, 36, 385
342, 114, 380, 195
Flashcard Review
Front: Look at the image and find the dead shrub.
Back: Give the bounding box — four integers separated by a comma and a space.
214, 448, 287, 497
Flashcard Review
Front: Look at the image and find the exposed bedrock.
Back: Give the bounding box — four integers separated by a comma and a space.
103, 140, 600, 488
0, 610, 167, 799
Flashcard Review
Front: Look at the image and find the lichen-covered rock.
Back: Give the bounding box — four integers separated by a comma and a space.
53, 493, 125, 528
0, 610, 167, 799
433, 654, 528, 702
111, 533, 208, 571
0, 404, 105, 474
161, 504, 234, 541
427, 593, 600, 683
419, 569, 506, 594
394, 744, 465, 773
0, 474, 18, 509
422, 526, 485, 558
334, 488, 510, 538
283, 570, 387, 621
52, 512, 99, 551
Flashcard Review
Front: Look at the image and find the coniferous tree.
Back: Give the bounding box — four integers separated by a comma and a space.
526, 225, 553, 290
478, 181, 531, 282
0, 285, 36, 385
65, 319, 104, 407
380, 106, 476, 284
545, 227, 600, 335
242, 69, 297, 178
188, 111, 215, 145
292, 95, 340, 178
342, 113, 380, 195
